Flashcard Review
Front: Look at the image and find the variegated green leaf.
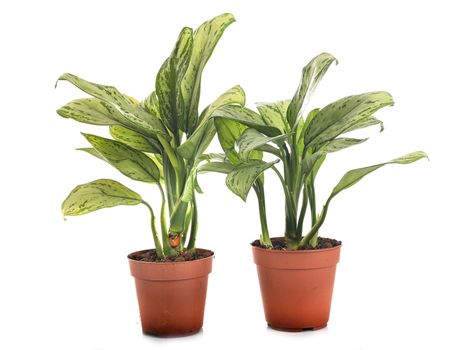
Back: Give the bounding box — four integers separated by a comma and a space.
178, 85, 245, 160
109, 125, 157, 153
236, 128, 289, 160
62, 179, 142, 216
300, 151, 428, 248
305, 91, 393, 148
181, 13, 236, 133
256, 144, 282, 158
198, 161, 236, 174
324, 137, 368, 152
57, 98, 122, 126
196, 153, 226, 162
142, 91, 161, 118
198, 85, 246, 129
301, 151, 326, 175
213, 105, 281, 137
345, 116, 384, 133
287, 53, 337, 127
83, 133, 160, 183
225, 160, 279, 201
256, 100, 290, 133
181, 168, 197, 202
169, 199, 189, 234
56, 73, 167, 137
297, 108, 318, 154
77, 147, 107, 161
330, 151, 428, 198
156, 27, 193, 135
214, 117, 247, 163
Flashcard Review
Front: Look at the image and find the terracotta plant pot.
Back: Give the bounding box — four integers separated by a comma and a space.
252, 242, 341, 331
128, 249, 214, 336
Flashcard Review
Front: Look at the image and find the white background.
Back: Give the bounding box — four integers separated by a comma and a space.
1, 0, 471, 349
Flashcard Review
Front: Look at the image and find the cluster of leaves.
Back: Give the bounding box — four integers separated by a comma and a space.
57, 13, 242, 259
201, 53, 427, 249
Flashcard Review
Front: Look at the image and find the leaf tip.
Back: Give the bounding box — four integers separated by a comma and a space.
80, 132, 92, 140
220, 12, 236, 22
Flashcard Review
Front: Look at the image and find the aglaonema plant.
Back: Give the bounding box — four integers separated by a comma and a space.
57, 13, 244, 259
200, 52, 427, 249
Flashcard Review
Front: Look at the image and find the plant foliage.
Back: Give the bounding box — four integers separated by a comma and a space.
58, 13, 240, 258
202, 52, 428, 249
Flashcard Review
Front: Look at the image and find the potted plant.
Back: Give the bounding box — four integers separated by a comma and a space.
200, 52, 428, 331
56, 13, 242, 336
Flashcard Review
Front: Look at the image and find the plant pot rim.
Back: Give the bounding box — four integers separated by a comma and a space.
251, 244, 342, 254
251, 236, 342, 254
127, 248, 214, 266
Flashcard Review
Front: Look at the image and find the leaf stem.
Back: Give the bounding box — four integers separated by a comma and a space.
157, 135, 178, 169
155, 183, 174, 255
296, 186, 308, 238
298, 197, 332, 249
142, 200, 164, 259
187, 196, 198, 251
181, 204, 192, 248
253, 178, 272, 248
306, 179, 317, 227
271, 165, 297, 239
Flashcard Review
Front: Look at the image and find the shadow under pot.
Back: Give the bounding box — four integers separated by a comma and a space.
128, 249, 214, 336
252, 241, 341, 331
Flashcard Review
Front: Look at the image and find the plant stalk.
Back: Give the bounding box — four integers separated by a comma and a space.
296, 186, 308, 238
187, 196, 198, 251
142, 200, 164, 259
271, 165, 297, 239
254, 179, 272, 248
298, 197, 332, 249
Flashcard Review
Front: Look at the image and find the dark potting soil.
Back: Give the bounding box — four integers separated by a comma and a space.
252, 237, 342, 250
128, 248, 213, 263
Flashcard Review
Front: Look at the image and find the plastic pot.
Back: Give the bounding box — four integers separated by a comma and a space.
128, 249, 213, 336
252, 242, 341, 331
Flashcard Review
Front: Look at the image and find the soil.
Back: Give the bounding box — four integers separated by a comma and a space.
128, 248, 214, 263
252, 236, 341, 250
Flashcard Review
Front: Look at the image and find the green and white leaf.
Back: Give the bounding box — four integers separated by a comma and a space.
330, 151, 428, 198
225, 160, 279, 201
57, 98, 122, 126
298, 108, 319, 154
300, 151, 428, 247
56, 73, 167, 137
324, 137, 368, 153
196, 153, 226, 162
197, 85, 246, 129
178, 85, 245, 160
83, 133, 160, 183
214, 117, 248, 163
256, 100, 290, 133
301, 151, 326, 175
77, 147, 107, 161
181, 168, 197, 202
345, 116, 384, 133
156, 27, 193, 135
62, 179, 142, 216
142, 91, 161, 118
109, 125, 157, 153
287, 53, 337, 127
198, 161, 236, 174
213, 105, 281, 137
305, 91, 393, 148
181, 13, 236, 133
236, 128, 289, 160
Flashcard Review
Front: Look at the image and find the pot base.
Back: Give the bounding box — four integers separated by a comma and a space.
268, 323, 327, 332
144, 328, 202, 338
